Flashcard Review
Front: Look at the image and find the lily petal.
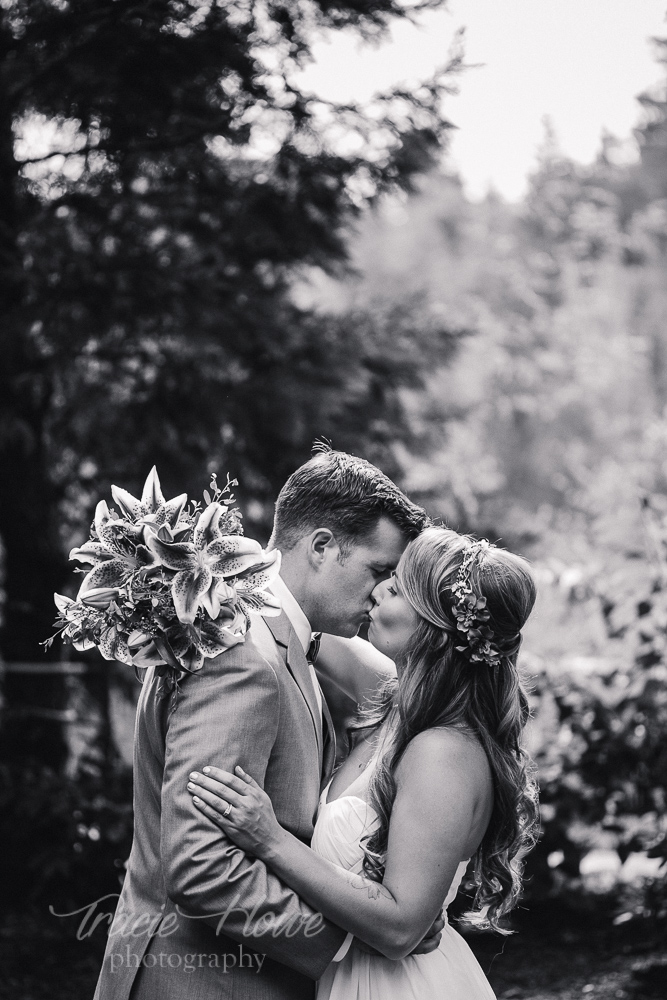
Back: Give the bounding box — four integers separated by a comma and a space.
152, 634, 187, 672
126, 629, 154, 649
207, 536, 263, 559
172, 523, 193, 542
54, 593, 75, 615
213, 551, 274, 579
99, 626, 132, 664
94, 499, 111, 538
97, 519, 145, 557
193, 503, 225, 549
163, 630, 205, 671
239, 590, 282, 617
192, 616, 245, 655
200, 582, 221, 620
171, 566, 213, 624
140, 466, 165, 515
110, 486, 143, 520
234, 550, 282, 593
146, 536, 197, 572
213, 579, 236, 604
180, 645, 206, 672
77, 558, 131, 597
68, 541, 115, 566
72, 636, 97, 651
154, 494, 188, 528
164, 628, 193, 661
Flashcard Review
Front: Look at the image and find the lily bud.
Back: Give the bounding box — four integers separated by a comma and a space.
130, 640, 165, 668
126, 629, 153, 650
80, 587, 121, 609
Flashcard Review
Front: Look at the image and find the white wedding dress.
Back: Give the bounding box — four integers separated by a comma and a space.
312, 763, 496, 1000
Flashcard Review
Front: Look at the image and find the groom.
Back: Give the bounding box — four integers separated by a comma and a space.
95, 447, 430, 1000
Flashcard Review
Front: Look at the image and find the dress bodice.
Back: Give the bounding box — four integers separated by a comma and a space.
312, 761, 470, 910
312, 751, 496, 1000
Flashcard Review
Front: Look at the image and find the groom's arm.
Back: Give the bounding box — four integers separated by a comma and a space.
159, 639, 346, 980
316, 634, 396, 706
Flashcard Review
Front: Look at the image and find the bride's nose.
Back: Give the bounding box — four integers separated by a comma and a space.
370, 580, 388, 606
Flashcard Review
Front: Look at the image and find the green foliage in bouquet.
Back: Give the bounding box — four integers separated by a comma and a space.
47, 468, 281, 689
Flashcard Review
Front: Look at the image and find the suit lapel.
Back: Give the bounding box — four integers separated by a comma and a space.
264, 611, 291, 649
265, 613, 323, 760
320, 693, 337, 787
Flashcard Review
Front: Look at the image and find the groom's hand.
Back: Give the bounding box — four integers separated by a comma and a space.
408, 911, 445, 954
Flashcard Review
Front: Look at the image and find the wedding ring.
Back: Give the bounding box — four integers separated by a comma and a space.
223, 801, 232, 818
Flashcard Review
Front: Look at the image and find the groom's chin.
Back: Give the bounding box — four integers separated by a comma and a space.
329, 622, 364, 639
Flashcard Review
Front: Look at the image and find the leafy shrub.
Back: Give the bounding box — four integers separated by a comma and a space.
522, 500, 667, 937
0, 757, 132, 909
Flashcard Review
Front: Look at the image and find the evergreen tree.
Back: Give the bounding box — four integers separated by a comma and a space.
0, 0, 457, 762
636, 37, 667, 199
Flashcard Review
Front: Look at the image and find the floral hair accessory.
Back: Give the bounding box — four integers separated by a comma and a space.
447, 539, 502, 669
46, 468, 282, 702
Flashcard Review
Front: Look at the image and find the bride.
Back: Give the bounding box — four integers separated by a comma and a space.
186, 526, 539, 999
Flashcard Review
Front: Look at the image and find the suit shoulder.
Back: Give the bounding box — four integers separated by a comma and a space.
138, 621, 282, 720
244, 615, 283, 668
197, 616, 282, 687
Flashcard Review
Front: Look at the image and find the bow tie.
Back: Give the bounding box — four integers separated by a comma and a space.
307, 632, 322, 665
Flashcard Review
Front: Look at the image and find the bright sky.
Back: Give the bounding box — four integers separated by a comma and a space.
295, 1, 667, 201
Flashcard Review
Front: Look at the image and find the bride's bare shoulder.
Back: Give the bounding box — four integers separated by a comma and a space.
397, 726, 491, 785
392, 728, 494, 858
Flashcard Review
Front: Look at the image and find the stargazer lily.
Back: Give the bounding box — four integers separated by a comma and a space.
98, 623, 133, 664
111, 466, 187, 529
146, 502, 278, 625
54, 594, 97, 651
233, 558, 282, 618
71, 499, 157, 599
174, 608, 248, 671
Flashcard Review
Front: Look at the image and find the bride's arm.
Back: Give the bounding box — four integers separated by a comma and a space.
315, 634, 396, 707
188, 729, 489, 960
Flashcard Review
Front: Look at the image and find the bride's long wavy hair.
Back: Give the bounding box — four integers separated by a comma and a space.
358, 527, 539, 931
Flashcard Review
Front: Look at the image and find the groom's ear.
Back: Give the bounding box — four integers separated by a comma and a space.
307, 528, 339, 567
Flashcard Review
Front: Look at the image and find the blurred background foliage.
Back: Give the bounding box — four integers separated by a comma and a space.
0, 0, 461, 767
300, 85, 667, 935
1, 0, 667, 994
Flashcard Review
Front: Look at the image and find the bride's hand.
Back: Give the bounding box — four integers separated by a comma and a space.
187, 765, 283, 858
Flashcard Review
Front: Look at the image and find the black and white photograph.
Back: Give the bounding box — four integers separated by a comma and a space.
0, 2, 666, 998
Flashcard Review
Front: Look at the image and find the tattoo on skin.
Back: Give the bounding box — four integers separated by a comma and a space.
351, 876, 392, 901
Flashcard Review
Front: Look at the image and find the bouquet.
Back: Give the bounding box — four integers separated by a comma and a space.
48, 468, 281, 690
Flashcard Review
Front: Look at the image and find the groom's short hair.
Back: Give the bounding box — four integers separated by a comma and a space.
271, 447, 429, 554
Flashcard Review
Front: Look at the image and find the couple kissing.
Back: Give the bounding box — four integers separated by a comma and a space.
95, 445, 538, 1000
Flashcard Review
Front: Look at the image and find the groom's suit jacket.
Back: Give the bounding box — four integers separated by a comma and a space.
94, 611, 345, 1000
